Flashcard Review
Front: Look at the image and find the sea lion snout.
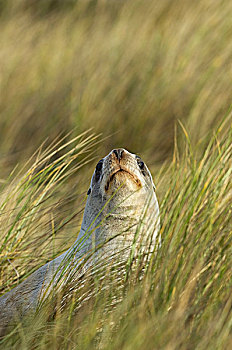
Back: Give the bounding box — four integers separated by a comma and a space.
103, 149, 142, 193
112, 149, 124, 161
90, 149, 156, 199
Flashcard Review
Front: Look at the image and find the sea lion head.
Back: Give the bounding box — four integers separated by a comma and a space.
79, 149, 160, 255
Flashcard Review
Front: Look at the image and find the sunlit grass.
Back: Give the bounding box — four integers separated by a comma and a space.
1, 0, 232, 172
0, 115, 231, 349
0, 0, 232, 348
0, 131, 98, 294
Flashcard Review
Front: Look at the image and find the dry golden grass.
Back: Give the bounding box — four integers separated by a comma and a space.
1, 0, 232, 170
0, 0, 232, 348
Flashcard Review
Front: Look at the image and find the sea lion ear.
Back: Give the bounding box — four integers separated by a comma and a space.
153, 184, 156, 191
87, 188, 91, 195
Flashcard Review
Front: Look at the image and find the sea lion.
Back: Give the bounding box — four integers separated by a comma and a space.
0, 148, 160, 334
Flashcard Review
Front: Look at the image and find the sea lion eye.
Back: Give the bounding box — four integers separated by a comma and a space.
96, 159, 103, 172
136, 157, 144, 170
95, 159, 103, 182
136, 156, 146, 176
87, 188, 91, 195
138, 160, 144, 169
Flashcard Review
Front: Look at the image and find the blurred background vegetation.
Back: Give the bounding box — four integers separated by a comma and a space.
1, 0, 231, 177
0, 0, 231, 348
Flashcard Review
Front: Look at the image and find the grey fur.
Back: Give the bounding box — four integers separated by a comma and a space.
0, 148, 160, 334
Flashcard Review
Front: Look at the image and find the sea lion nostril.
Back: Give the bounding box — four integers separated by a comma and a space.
113, 149, 124, 161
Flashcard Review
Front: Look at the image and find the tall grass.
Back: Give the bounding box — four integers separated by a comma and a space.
0, 0, 232, 348
0, 116, 231, 348
0, 131, 98, 294
1, 0, 232, 172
